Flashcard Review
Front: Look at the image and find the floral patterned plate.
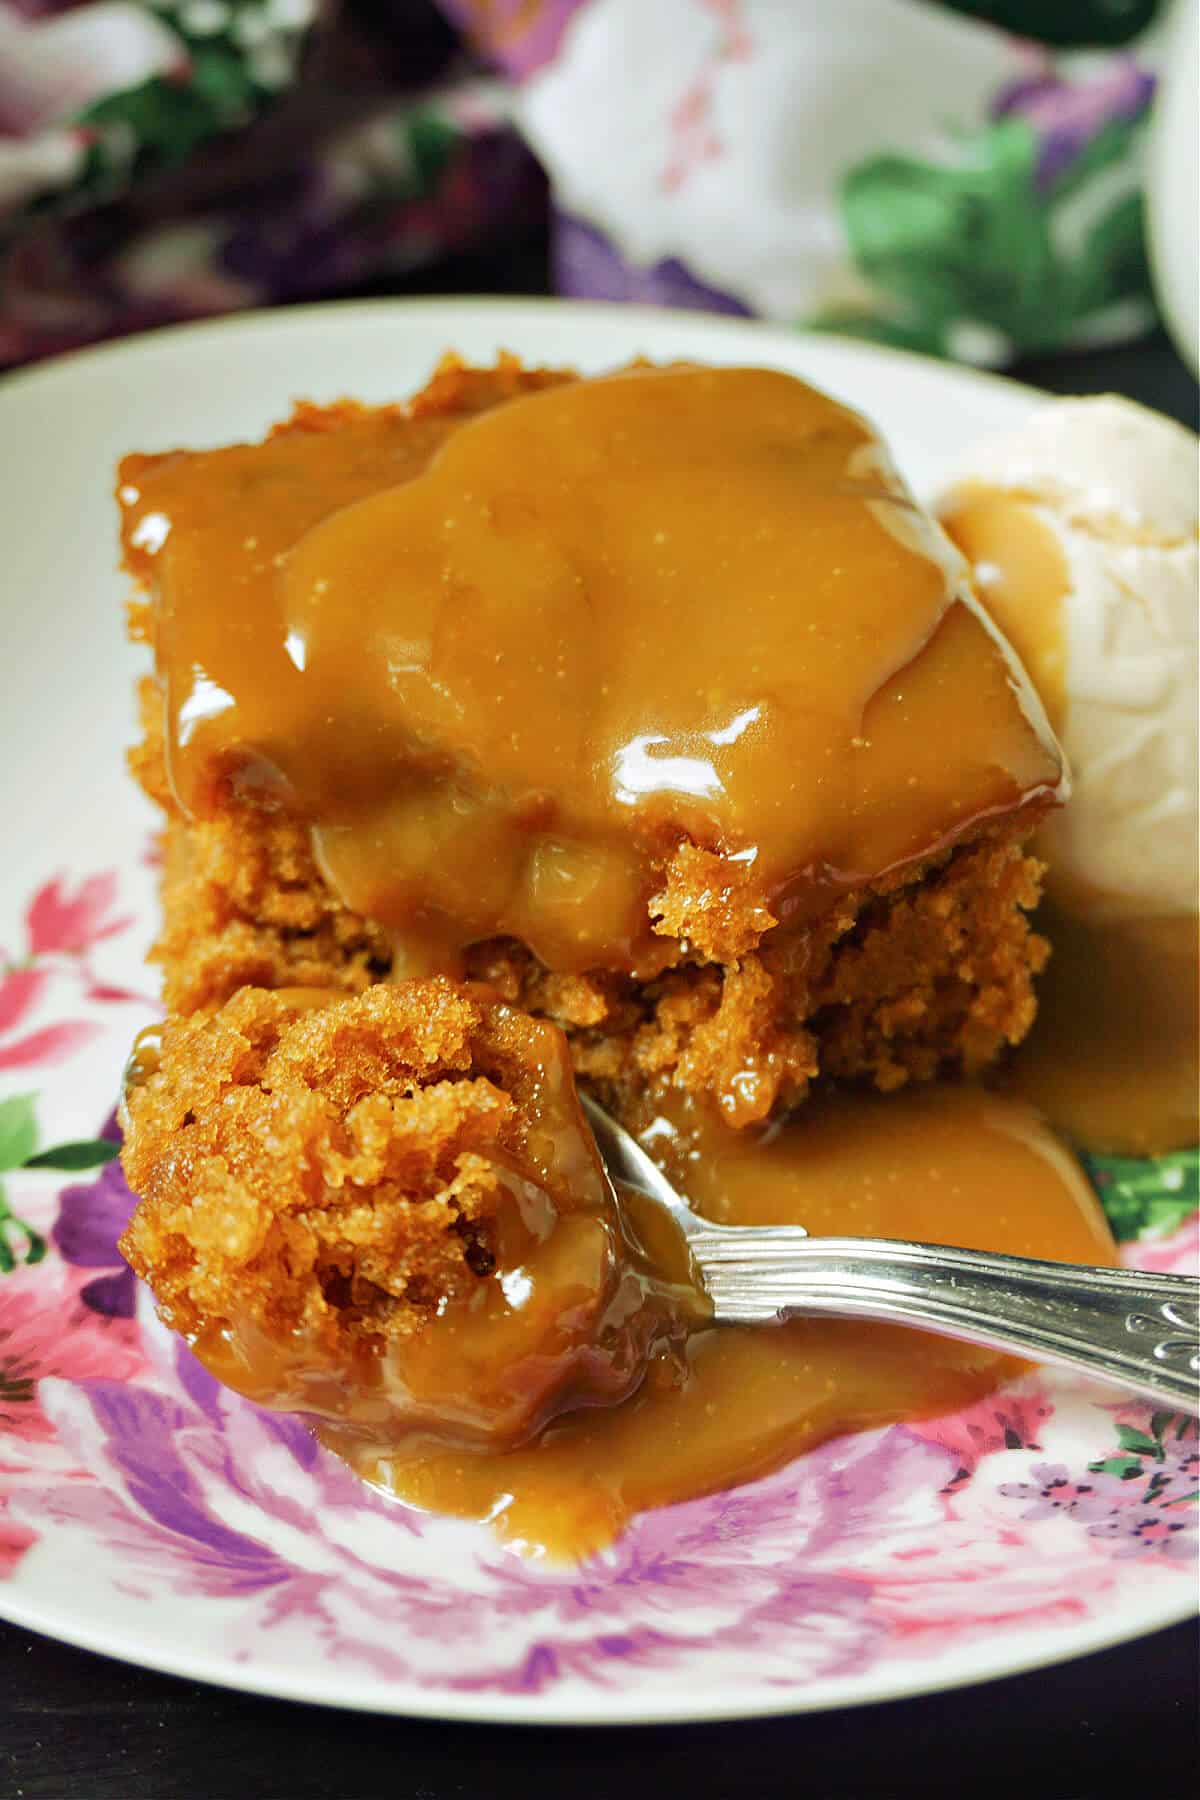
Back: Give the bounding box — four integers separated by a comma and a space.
0, 301, 1195, 1723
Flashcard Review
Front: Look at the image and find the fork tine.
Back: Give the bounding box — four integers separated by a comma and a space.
689, 1226, 813, 1263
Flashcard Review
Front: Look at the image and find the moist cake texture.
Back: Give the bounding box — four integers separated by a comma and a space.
117, 355, 1066, 1452
121, 981, 685, 1449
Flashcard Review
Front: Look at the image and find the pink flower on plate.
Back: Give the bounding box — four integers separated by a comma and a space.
0, 1512, 36, 1580
847, 1472, 1127, 1641
0, 963, 96, 1071
906, 1381, 1056, 1493
1129, 1212, 1200, 1277
0, 1260, 147, 1447
820, 1383, 1198, 1652
25, 872, 132, 958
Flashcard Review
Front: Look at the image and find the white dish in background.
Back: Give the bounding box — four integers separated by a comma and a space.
0, 299, 1195, 1723
1146, 0, 1199, 374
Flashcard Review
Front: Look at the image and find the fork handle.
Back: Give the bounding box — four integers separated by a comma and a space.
692, 1231, 1200, 1411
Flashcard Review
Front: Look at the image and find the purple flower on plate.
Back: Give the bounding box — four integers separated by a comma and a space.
1085, 1508, 1197, 1561
998, 1461, 1113, 1524
51, 1112, 137, 1318
10, 1309, 957, 1693
999, 1420, 1199, 1564
13, 1069, 1198, 1698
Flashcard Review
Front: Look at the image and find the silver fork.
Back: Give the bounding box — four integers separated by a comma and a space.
581, 1095, 1200, 1413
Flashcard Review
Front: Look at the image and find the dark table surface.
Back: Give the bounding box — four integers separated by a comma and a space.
1, 276, 1196, 1800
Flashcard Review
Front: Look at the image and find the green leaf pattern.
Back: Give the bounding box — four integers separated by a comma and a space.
1082, 1149, 1200, 1244
0, 1093, 117, 1272
0, 1094, 37, 1173
1090, 1409, 1199, 1488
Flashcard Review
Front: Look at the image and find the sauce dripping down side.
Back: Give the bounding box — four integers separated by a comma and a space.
342, 1085, 1116, 1560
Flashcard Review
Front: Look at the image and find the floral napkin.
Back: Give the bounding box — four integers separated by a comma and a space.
0, 0, 1168, 366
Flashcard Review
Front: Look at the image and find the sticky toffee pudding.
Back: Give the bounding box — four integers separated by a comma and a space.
117, 358, 1173, 1558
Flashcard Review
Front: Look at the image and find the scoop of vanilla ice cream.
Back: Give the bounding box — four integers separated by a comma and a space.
938, 396, 1198, 921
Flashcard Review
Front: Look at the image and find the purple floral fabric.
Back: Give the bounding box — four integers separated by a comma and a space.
437, 0, 586, 80
0, 0, 545, 364
0, 1, 1171, 368
994, 55, 1157, 189
553, 214, 752, 316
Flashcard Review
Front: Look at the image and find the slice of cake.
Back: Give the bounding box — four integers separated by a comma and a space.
117, 354, 1066, 1451
121, 357, 1064, 1128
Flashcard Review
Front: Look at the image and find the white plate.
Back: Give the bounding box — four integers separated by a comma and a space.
0, 299, 1195, 1723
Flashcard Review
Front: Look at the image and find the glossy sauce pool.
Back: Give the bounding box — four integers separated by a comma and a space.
336, 1085, 1115, 1560
1008, 908, 1199, 1156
